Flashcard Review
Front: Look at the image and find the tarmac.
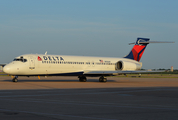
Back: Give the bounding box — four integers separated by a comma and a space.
0, 76, 178, 120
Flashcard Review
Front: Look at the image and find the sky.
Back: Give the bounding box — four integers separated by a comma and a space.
0, 0, 177, 69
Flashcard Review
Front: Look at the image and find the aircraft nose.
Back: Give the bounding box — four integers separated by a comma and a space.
3, 65, 11, 74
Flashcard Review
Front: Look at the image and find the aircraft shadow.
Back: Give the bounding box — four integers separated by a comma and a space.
3, 79, 116, 82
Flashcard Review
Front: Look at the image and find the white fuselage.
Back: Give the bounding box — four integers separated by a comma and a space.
3, 54, 142, 76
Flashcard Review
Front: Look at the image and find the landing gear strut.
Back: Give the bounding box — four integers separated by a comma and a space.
78, 76, 87, 82
12, 76, 18, 82
99, 76, 107, 82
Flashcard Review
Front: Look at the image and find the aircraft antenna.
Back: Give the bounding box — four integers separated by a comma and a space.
45, 51, 47, 55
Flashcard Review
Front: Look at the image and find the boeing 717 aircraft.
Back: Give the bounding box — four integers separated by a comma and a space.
3, 38, 173, 82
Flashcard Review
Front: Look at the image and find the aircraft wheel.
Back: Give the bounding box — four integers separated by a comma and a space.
99, 77, 103, 82
99, 76, 107, 82
103, 78, 107, 82
12, 78, 18, 82
79, 76, 87, 82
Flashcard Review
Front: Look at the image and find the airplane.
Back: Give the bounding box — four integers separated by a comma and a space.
3, 38, 174, 82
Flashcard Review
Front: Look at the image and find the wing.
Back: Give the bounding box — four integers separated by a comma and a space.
84, 70, 164, 76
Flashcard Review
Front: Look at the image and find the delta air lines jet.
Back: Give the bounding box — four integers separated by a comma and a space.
3, 38, 172, 82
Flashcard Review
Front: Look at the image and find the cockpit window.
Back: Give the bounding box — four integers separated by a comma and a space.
13, 58, 27, 62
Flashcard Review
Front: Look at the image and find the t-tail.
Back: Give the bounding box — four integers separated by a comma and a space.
124, 38, 150, 62
124, 38, 174, 62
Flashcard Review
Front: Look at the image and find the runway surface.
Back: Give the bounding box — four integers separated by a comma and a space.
0, 76, 178, 120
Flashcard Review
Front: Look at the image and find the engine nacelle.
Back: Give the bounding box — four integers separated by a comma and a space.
115, 61, 142, 70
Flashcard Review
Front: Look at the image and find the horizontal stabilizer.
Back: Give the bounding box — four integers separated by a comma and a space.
129, 41, 175, 45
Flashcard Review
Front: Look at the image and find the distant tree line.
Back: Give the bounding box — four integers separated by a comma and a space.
140, 69, 178, 74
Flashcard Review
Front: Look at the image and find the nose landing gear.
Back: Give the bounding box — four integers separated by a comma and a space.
12, 76, 18, 82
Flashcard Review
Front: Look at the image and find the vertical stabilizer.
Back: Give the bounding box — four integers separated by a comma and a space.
124, 38, 150, 62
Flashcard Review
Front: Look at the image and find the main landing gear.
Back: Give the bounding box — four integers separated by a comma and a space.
78, 76, 107, 82
12, 76, 18, 82
78, 76, 87, 82
99, 76, 107, 82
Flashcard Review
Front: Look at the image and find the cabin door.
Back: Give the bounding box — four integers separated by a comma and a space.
29, 56, 35, 69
